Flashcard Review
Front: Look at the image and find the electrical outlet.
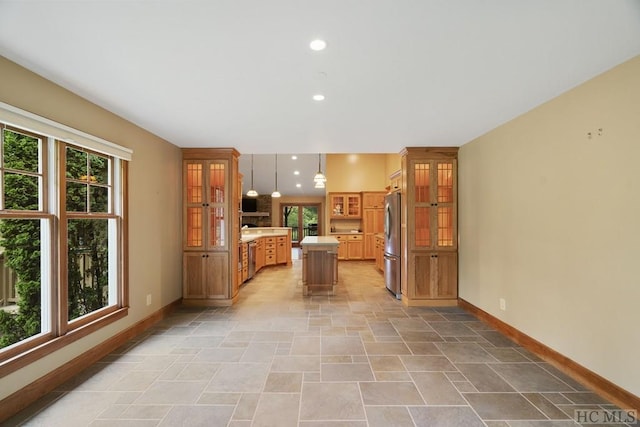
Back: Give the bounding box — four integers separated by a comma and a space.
499, 298, 506, 311
146, 294, 152, 306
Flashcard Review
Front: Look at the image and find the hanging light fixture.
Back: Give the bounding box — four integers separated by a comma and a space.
271, 153, 281, 198
246, 154, 258, 197
313, 153, 327, 184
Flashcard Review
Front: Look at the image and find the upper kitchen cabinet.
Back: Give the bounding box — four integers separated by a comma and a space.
329, 192, 361, 219
401, 147, 458, 306
362, 192, 385, 209
182, 148, 241, 306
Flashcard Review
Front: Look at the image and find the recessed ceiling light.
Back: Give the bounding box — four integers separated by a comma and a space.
310, 39, 327, 51
296, 183, 302, 188
294, 170, 300, 175
291, 155, 297, 160
313, 94, 325, 101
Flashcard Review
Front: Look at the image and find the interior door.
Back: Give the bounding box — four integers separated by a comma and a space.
281, 204, 320, 246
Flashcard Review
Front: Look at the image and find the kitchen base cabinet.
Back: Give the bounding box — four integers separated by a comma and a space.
265, 237, 276, 265
333, 234, 363, 260
276, 236, 288, 263
374, 235, 384, 272
255, 238, 265, 272
408, 252, 457, 305
183, 252, 232, 304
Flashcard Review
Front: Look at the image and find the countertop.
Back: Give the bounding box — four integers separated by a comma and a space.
300, 236, 340, 246
240, 227, 291, 243
328, 231, 363, 235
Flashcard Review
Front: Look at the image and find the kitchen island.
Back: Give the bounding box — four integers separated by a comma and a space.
300, 236, 339, 296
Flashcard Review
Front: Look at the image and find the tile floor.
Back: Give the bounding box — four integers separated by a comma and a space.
6, 255, 635, 426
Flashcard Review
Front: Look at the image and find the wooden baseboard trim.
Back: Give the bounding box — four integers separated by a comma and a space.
401, 296, 458, 307
0, 298, 182, 423
458, 298, 640, 411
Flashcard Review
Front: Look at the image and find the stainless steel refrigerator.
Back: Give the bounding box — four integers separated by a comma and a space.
384, 192, 401, 299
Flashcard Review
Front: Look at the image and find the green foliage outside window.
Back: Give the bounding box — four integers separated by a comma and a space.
0, 129, 42, 347
0, 132, 112, 348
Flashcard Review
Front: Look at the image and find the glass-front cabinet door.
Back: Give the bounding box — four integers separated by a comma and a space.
184, 160, 227, 251
329, 193, 361, 218
412, 159, 456, 250
208, 162, 226, 250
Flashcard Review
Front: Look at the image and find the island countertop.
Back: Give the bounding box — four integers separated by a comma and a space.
300, 236, 340, 246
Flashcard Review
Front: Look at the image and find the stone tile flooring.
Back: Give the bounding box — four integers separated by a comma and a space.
6, 257, 635, 426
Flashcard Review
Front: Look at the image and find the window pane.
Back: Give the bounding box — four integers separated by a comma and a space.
437, 162, 454, 203
89, 185, 109, 213
437, 207, 454, 247
210, 206, 225, 247
89, 153, 108, 184
209, 163, 225, 203
186, 163, 202, 204
67, 219, 109, 321
414, 163, 430, 203
3, 128, 39, 173
0, 218, 43, 348
4, 172, 38, 210
186, 207, 203, 247
415, 206, 430, 247
66, 147, 87, 180
66, 182, 88, 212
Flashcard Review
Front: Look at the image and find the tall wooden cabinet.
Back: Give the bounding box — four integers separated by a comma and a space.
182, 148, 240, 306
362, 191, 386, 259
401, 147, 458, 306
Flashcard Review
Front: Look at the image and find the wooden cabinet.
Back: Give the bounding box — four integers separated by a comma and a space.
265, 237, 277, 266
362, 192, 385, 209
329, 193, 361, 219
241, 242, 248, 283
182, 149, 240, 305
333, 234, 363, 260
183, 252, 229, 300
402, 147, 458, 305
335, 235, 348, 259
374, 235, 384, 272
362, 191, 386, 259
255, 237, 265, 272
347, 234, 364, 259
412, 252, 458, 299
276, 235, 288, 263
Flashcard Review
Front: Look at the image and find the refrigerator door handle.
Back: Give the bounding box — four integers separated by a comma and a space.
384, 203, 391, 240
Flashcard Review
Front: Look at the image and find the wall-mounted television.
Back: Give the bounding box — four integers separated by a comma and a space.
242, 197, 257, 212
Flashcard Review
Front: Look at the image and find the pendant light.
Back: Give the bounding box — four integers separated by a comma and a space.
271, 153, 281, 198
246, 154, 258, 197
313, 153, 327, 184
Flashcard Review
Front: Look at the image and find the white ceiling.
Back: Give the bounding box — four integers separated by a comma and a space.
1, 1, 640, 196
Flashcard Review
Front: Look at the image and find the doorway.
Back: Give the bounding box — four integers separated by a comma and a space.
281, 204, 321, 247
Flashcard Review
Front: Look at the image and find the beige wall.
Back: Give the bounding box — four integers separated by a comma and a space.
458, 55, 640, 397
0, 57, 183, 400
325, 153, 389, 193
